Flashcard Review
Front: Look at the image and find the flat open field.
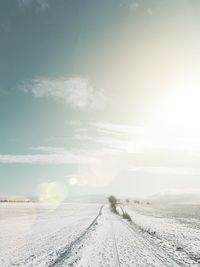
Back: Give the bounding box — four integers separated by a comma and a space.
1, 202, 200, 266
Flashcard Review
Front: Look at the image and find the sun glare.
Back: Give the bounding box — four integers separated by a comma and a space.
150, 77, 200, 132
39, 181, 67, 204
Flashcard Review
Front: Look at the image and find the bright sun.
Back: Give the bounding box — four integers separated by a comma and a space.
151, 77, 200, 131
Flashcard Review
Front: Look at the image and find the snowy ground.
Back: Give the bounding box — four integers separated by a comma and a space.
0, 202, 200, 267
126, 204, 200, 267
0, 202, 101, 267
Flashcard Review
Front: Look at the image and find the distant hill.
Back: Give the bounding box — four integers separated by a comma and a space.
148, 192, 200, 204
65, 194, 108, 204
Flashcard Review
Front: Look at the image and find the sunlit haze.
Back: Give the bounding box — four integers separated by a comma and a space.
1, 0, 200, 201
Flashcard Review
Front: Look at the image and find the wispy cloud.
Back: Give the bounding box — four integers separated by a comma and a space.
120, 0, 139, 11
89, 121, 148, 154
3, 121, 200, 176
129, 1, 139, 11
21, 77, 105, 110
128, 166, 200, 175
18, 0, 50, 12
29, 146, 66, 153
0, 22, 10, 33
147, 8, 153, 15
0, 152, 96, 165
92, 121, 146, 136
91, 121, 200, 155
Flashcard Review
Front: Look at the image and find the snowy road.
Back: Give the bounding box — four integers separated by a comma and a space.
110, 216, 181, 267
74, 207, 182, 267
1, 203, 198, 267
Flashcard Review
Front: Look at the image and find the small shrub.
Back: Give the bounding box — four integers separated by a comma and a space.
122, 211, 132, 222
146, 228, 156, 236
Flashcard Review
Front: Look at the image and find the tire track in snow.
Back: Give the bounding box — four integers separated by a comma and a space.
109, 219, 121, 267
48, 205, 103, 267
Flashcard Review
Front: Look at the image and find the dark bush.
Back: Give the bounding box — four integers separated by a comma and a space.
122, 211, 132, 222
108, 195, 119, 214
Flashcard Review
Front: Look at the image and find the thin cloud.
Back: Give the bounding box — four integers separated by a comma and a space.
129, 1, 139, 11
92, 121, 146, 136
0, 22, 10, 33
128, 166, 200, 175
18, 0, 50, 12
21, 76, 105, 110
30, 146, 66, 153
120, 0, 139, 11
0, 152, 96, 165
91, 121, 200, 154
147, 8, 153, 15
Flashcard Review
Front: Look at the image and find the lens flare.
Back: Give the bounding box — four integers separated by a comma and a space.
38, 181, 67, 204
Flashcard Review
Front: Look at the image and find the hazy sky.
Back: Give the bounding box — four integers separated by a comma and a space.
1, 0, 200, 201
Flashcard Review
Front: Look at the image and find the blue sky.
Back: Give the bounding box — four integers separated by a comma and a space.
1, 0, 200, 200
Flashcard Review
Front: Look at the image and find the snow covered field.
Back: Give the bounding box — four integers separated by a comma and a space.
126, 204, 200, 267
0, 202, 101, 267
0, 202, 200, 266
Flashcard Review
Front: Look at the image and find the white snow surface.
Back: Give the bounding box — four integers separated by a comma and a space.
0, 202, 200, 267
0, 202, 100, 267
126, 205, 200, 267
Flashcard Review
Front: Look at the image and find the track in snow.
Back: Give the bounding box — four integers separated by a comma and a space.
109, 219, 121, 267
49, 205, 103, 267
71, 206, 184, 267
2, 204, 191, 267
77, 207, 185, 267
